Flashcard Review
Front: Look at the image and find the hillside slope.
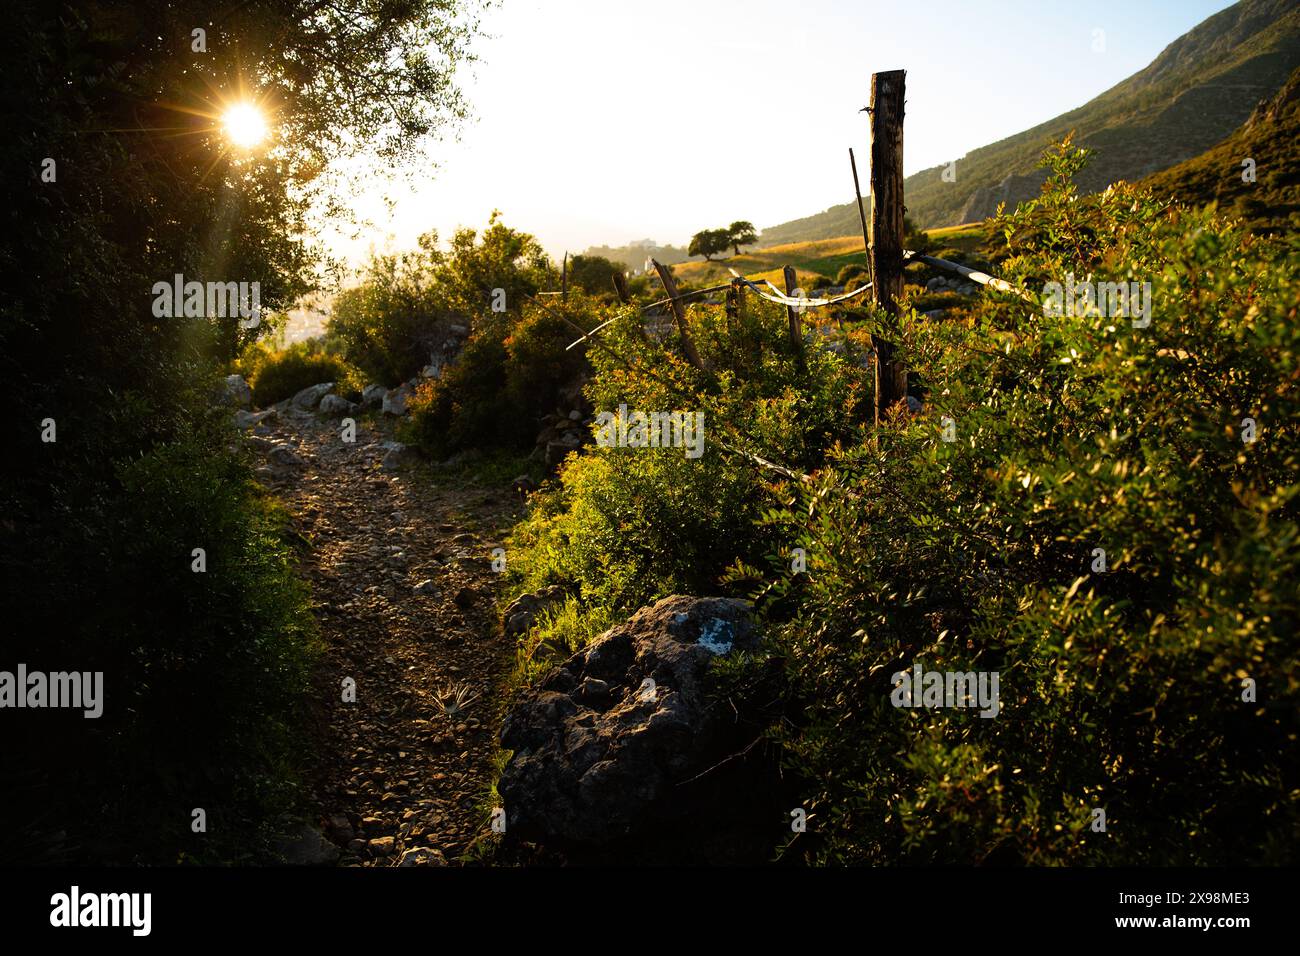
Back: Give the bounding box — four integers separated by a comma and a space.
760, 0, 1300, 244
1142, 64, 1300, 234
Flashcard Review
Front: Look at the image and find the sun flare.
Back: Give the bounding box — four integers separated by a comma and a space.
222, 102, 269, 149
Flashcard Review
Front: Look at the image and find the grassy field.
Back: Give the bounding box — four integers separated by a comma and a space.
669, 224, 989, 289
669, 235, 866, 289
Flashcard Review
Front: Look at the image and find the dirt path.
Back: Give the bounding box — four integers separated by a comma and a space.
253, 404, 520, 865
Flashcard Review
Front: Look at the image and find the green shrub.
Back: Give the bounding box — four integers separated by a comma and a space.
402, 297, 594, 459
402, 321, 512, 458
845, 273, 872, 294
328, 215, 558, 387
243, 340, 362, 407
567, 254, 624, 300
502, 289, 871, 645
752, 141, 1300, 865
499, 139, 1298, 868
837, 263, 869, 285
325, 238, 460, 385
2, 407, 318, 863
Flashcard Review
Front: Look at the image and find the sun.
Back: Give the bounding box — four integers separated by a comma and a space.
222, 102, 269, 149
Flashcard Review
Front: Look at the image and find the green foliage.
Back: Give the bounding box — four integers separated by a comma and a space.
727, 220, 758, 255
4, 413, 318, 864
567, 254, 625, 300
688, 228, 731, 261
328, 215, 556, 385
401, 296, 593, 459
507, 598, 621, 693
904, 216, 934, 255
239, 339, 363, 406
326, 237, 461, 384
755, 140, 1300, 865
503, 289, 870, 641
837, 263, 869, 285
1142, 65, 1300, 237
499, 138, 1298, 867
436, 213, 556, 319
0, 0, 480, 862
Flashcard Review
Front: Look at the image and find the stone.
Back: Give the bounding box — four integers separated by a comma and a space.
245, 435, 275, 453
326, 813, 354, 844
361, 383, 387, 408
396, 847, 447, 867
268, 444, 307, 469
319, 393, 358, 416
502, 586, 566, 637
498, 594, 759, 844
272, 823, 340, 866
381, 441, 415, 472
234, 407, 277, 430
453, 587, 475, 609
368, 836, 396, 856
575, 677, 611, 707
382, 383, 413, 416
413, 579, 439, 596
224, 373, 252, 408
291, 382, 335, 410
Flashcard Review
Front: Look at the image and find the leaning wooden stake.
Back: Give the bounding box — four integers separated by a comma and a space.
869, 69, 909, 426
783, 265, 806, 373
849, 147, 872, 288
652, 258, 705, 370
561, 252, 569, 299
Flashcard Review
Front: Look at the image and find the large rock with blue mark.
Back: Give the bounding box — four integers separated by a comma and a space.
498, 594, 758, 846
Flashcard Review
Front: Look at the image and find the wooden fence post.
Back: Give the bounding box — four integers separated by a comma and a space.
784, 265, 806, 373
725, 277, 741, 323
612, 271, 632, 304
726, 277, 760, 370
869, 69, 909, 426
652, 259, 705, 371
561, 252, 568, 299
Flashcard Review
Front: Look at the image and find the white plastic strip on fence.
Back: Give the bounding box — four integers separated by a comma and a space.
725, 267, 874, 307
902, 250, 1037, 303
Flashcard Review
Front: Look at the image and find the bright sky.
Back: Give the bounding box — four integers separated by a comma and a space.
322, 0, 1238, 266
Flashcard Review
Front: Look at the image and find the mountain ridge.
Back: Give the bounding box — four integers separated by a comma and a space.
758, 0, 1300, 246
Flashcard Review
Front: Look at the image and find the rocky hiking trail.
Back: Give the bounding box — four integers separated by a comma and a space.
251, 400, 520, 866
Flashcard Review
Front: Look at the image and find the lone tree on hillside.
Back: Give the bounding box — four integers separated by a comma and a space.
727, 221, 757, 256
688, 228, 730, 261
